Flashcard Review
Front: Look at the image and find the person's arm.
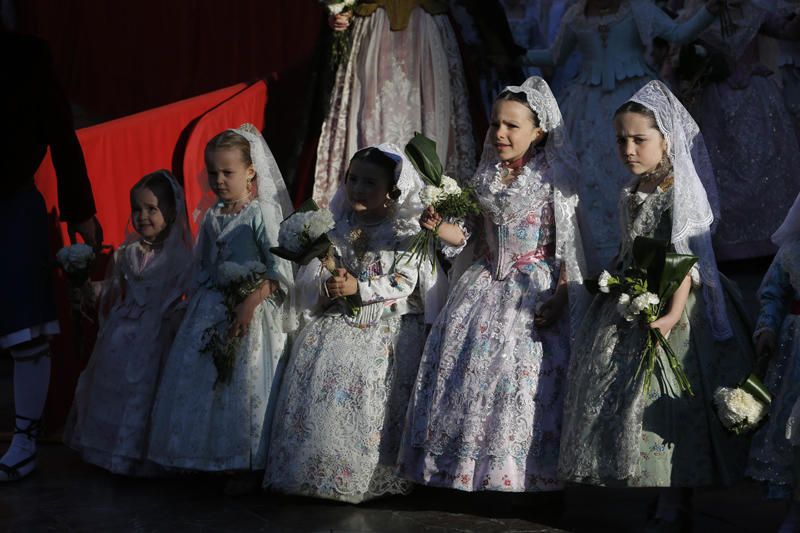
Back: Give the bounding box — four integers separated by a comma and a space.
648, 0, 718, 45
754, 251, 792, 360
37, 40, 99, 240
650, 273, 691, 336
523, 11, 577, 67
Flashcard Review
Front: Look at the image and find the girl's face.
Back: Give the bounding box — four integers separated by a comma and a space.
490, 99, 542, 163
206, 148, 255, 202
131, 187, 168, 241
614, 112, 668, 175
345, 159, 394, 220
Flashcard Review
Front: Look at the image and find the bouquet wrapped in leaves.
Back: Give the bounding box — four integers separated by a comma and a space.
595, 237, 699, 396
270, 199, 359, 315
714, 374, 771, 435
404, 132, 480, 272
320, 0, 358, 71
56, 243, 97, 360
201, 261, 269, 385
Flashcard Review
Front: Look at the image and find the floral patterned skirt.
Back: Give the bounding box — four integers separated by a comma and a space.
398, 261, 569, 492
264, 313, 426, 503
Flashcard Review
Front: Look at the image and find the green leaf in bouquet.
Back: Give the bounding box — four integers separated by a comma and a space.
271, 234, 333, 266
295, 197, 321, 213
741, 373, 772, 406
435, 187, 481, 218
659, 252, 699, 303
404, 132, 443, 187
632, 237, 667, 290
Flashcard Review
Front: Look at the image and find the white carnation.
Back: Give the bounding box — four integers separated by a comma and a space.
278, 215, 307, 254
419, 185, 443, 207
56, 243, 95, 272
598, 270, 612, 293
631, 292, 658, 314
440, 175, 461, 196
714, 387, 767, 433
304, 209, 335, 241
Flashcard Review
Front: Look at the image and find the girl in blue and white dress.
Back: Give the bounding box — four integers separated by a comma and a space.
147, 125, 294, 478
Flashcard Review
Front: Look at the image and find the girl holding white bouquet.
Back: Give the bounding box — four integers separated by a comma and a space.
398, 77, 591, 493
559, 81, 755, 529
64, 170, 192, 476
265, 144, 444, 503
147, 125, 294, 488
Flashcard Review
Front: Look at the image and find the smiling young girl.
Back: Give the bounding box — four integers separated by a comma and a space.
558, 81, 755, 528
265, 145, 432, 503
64, 170, 192, 476
147, 125, 293, 485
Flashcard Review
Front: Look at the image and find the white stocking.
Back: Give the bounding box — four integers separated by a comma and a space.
0, 340, 51, 480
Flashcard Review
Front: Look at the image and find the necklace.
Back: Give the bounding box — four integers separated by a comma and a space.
638, 158, 673, 187
221, 193, 252, 213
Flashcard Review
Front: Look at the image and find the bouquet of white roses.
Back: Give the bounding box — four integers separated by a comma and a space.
200, 261, 269, 385
56, 243, 98, 359
320, 0, 358, 70
405, 133, 480, 272
595, 237, 699, 396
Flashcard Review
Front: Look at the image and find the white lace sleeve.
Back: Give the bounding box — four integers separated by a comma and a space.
439, 217, 471, 259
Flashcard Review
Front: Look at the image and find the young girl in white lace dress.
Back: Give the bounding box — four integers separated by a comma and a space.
398, 77, 590, 493
147, 125, 294, 486
64, 170, 192, 476
265, 144, 441, 503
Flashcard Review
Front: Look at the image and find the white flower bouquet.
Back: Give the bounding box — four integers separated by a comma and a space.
271, 199, 359, 315
201, 261, 269, 385
56, 243, 99, 359
405, 133, 480, 272
594, 237, 700, 396
714, 373, 772, 435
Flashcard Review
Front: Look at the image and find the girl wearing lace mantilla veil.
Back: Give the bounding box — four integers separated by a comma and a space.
64, 170, 192, 476
313, 0, 476, 207
265, 144, 445, 503
397, 77, 592, 492
523, 0, 722, 267
147, 125, 294, 478
559, 81, 755, 526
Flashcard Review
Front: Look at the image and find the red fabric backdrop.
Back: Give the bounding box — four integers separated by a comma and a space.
38, 82, 269, 430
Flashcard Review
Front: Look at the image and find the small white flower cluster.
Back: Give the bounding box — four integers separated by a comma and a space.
322, 0, 356, 15
714, 386, 767, 434
56, 244, 95, 273
217, 261, 267, 288
418, 175, 461, 207
616, 291, 659, 322
598, 270, 613, 293
278, 209, 335, 254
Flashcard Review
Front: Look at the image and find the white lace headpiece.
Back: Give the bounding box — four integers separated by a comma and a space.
474, 76, 592, 343
630, 80, 731, 340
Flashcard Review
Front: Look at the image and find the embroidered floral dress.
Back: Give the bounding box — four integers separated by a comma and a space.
264, 214, 426, 503
147, 201, 291, 472
398, 152, 571, 492
748, 240, 800, 499
559, 180, 755, 487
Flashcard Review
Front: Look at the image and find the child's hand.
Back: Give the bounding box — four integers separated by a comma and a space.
228, 283, 275, 339
650, 314, 679, 337
325, 268, 358, 298
534, 289, 567, 328
420, 207, 443, 232
328, 12, 352, 31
